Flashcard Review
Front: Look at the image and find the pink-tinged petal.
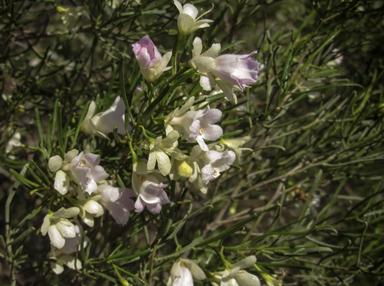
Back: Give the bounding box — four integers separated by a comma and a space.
196, 136, 209, 152
134, 197, 145, 213
201, 124, 223, 141
83, 152, 100, 166
158, 190, 170, 204
202, 109, 222, 124
201, 163, 214, 184
146, 203, 162, 214
92, 165, 107, 181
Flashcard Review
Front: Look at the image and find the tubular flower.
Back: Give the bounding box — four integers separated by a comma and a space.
167, 258, 206, 286
174, 0, 213, 39
132, 159, 170, 214
41, 207, 80, 249
81, 96, 130, 139
132, 36, 172, 83
200, 149, 236, 185
94, 184, 135, 225
189, 37, 260, 103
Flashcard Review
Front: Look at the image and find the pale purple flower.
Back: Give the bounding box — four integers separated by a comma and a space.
69, 152, 108, 195
81, 96, 130, 139
167, 98, 223, 152
132, 36, 172, 83
200, 149, 236, 185
94, 184, 135, 225
132, 160, 170, 214
189, 37, 260, 103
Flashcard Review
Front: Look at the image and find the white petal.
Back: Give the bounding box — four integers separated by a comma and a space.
235, 271, 260, 286
156, 151, 171, 176
64, 149, 79, 162
192, 37, 203, 58
41, 214, 51, 235
202, 43, 221, 58
50, 260, 64, 274
54, 171, 70, 195
48, 225, 65, 249
56, 220, 77, 238
49, 156, 63, 172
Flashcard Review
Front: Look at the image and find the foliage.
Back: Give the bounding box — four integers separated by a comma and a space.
1, 0, 384, 285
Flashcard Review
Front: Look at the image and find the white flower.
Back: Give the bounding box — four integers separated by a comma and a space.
81, 96, 130, 139
69, 151, 108, 195
76, 196, 104, 227
219, 137, 251, 164
132, 160, 170, 214
200, 149, 236, 185
41, 207, 80, 249
166, 97, 223, 152
174, 0, 213, 39
94, 184, 135, 225
167, 259, 206, 286
214, 256, 260, 286
48, 149, 80, 195
189, 37, 260, 103
49, 224, 89, 274
147, 130, 186, 176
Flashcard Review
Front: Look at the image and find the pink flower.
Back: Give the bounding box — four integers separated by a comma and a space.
132, 160, 170, 214
132, 36, 172, 82
189, 37, 260, 103
166, 97, 223, 151
69, 152, 108, 195
95, 185, 135, 225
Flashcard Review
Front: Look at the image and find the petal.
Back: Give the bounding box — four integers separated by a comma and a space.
235, 271, 260, 286
48, 225, 65, 249
54, 171, 70, 195
51, 260, 64, 274
83, 200, 104, 217
201, 43, 221, 58
134, 197, 145, 213
56, 220, 77, 238
192, 37, 203, 58
232, 256, 256, 269
41, 214, 51, 235
182, 3, 198, 19
200, 74, 215, 91
148, 152, 157, 171
64, 149, 79, 162
146, 203, 162, 214
174, 0, 183, 13
156, 151, 171, 176
178, 14, 196, 36
48, 155, 63, 172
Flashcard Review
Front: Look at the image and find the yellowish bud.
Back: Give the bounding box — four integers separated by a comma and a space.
175, 160, 193, 178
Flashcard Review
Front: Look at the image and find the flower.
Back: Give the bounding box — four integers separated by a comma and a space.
132, 36, 172, 83
48, 149, 80, 195
174, 0, 213, 39
213, 256, 260, 286
48, 224, 89, 274
166, 97, 223, 152
167, 258, 206, 286
75, 196, 104, 227
132, 159, 170, 214
69, 151, 108, 195
219, 137, 252, 164
81, 96, 130, 139
94, 184, 135, 225
147, 130, 186, 176
200, 149, 236, 185
189, 37, 260, 103
41, 207, 80, 249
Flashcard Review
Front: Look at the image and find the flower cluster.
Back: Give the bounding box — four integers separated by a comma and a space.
41, 0, 259, 278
